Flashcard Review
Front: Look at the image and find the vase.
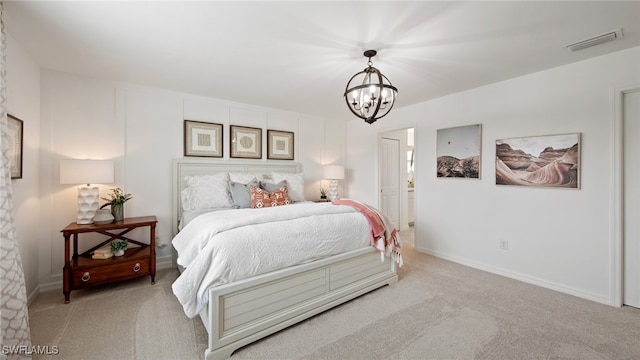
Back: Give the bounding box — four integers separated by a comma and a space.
93, 209, 114, 225
111, 204, 124, 221
113, 249, 125, 257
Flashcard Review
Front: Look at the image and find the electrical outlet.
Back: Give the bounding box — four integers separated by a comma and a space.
499, 239, 509, 250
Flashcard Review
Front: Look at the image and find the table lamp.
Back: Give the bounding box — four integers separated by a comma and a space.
60, 159, 114, 224
323, 165, 345, 201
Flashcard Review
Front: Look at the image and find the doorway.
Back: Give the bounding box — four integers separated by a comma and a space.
378, 128, 415, 237
623, 88, 640, 308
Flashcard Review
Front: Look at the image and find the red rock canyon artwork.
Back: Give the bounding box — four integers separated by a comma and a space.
495, 133, 580, 188
436, 124, 482, 179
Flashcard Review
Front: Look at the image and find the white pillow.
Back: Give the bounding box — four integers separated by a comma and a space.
271, 172, 305, 202
182, 173, 233, 210
229, 172, 264, 184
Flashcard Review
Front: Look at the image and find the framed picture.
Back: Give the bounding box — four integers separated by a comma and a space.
184, 120, 223, 157
496, 133, 580, 189
436, 124, 481, 179
7, 114, 23, 179
267, 129, 294, 160
230, 125, 262, 159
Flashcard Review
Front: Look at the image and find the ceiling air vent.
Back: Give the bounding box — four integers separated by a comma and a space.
566, 28, 624, 52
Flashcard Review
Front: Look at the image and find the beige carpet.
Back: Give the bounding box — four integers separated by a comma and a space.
28, 230, 640, 360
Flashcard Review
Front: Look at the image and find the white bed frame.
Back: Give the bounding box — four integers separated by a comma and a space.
172, 159, 398, 360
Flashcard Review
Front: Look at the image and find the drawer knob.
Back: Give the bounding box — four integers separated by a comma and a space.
133, 263, 141, 272
81, 272, 90, 282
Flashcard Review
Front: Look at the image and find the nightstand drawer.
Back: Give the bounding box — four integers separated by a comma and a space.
72, 259, 150, 287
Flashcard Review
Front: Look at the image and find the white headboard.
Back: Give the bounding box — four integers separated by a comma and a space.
172, 159, 301, 234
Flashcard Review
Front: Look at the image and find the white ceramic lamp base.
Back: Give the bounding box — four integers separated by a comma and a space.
328, 179, 339, 201
77, 186, 100, 224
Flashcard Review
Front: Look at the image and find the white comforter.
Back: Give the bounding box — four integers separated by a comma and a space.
171, 202, 371, 318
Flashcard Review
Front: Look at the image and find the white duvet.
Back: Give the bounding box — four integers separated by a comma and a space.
171, 202, 371, 318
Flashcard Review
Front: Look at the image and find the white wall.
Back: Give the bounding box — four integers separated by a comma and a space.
6, 34, 41, 301
36, 70, 346, 290
346, 46, 640, 305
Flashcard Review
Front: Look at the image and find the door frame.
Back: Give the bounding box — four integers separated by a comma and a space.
377, 128, 414, 232
612, 85, 640, 307
379, 136, 401, 229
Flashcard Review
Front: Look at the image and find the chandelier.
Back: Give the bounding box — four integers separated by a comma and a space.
344, 50, 398, 124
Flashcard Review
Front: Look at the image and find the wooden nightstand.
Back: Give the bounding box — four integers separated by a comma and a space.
61, 216, 158, 303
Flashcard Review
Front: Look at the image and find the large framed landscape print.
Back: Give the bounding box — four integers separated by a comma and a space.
495, 133, 580, 188
436, 124, 481, 179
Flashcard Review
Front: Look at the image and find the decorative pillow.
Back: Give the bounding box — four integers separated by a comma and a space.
271, 172, 305, 202
229, 172, 264, 184
230, 178, 259, 208
260, 180, 286, 193
182, 173, 233, 210
250, 186, 290, 208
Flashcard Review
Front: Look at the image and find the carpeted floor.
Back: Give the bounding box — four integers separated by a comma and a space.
28, 230, 640, 359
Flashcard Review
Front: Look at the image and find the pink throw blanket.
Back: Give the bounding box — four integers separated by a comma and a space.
332, 199, 403, 266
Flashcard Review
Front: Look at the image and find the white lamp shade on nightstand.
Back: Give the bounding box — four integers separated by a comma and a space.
323, 165, 345, 201
60, 159, 115, 224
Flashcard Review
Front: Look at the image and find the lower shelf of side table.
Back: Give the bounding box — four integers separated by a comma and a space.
70, 246, 153, 290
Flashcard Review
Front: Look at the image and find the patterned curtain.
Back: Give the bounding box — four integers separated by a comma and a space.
0, 2, 32, 359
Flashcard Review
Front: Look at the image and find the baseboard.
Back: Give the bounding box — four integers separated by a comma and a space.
27, 286, 40, 306
415, 245, 612, 306
156, 254, 173, 270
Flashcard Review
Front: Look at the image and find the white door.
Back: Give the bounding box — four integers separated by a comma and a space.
624, 88, 640, 308
379, 137, 400, 229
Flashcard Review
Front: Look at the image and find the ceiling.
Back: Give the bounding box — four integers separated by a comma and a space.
4, 1, 639, 120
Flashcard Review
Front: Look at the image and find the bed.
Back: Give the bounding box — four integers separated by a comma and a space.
171, 159, 399, 360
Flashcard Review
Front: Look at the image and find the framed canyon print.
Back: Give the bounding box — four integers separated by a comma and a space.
230, 125, 262, 159
495, 133, 580, 188
184, 120, 223, 157
267, 129, 294, 160
436, 124, 481, 179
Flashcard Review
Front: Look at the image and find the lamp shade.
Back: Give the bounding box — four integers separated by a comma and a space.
60, 159, 114, 185
323, 165, 344, 180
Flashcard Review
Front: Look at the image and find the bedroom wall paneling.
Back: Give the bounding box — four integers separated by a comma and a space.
345, 46, 640, 306
6, 33, 41, 301
123, 87, 183, 260
40, 71, 125, 292
296, 115, 325, 199
35, 71, 346, 291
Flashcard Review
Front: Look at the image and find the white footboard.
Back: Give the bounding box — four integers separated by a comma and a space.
202, 247, 398, 360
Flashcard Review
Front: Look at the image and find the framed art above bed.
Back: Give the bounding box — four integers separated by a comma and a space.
267, 129, 294, 160
230, 125, 262, 159
184, 120, 223, 158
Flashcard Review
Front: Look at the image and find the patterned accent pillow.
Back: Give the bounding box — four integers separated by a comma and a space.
182, 173, 233, 211
250, 186, 290, 208
271, 172, 305, 202
230, 178, 259, 208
